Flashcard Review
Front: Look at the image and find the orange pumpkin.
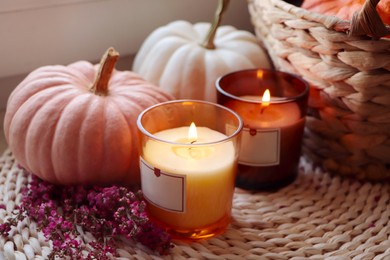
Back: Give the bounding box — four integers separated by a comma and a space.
3, 48, 173, 186
302, 0, 390, 25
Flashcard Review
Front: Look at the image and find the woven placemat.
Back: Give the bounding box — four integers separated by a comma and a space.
1, 149, 390, 259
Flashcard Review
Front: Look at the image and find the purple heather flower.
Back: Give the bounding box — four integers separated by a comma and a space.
0, 174, 172, 258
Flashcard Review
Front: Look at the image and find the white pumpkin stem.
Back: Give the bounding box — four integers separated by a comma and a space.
90, 47, 119, 95
201, 0, 230, 49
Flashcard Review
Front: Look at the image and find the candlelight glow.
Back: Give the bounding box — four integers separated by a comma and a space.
262, 89, 271, 107
257, 70, 264, 79
188, 122, 198, 142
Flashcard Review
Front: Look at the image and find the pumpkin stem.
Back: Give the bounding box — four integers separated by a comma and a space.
90, 47, 119, 95
201, 0, 230, 49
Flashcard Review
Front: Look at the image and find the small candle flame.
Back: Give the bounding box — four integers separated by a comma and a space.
262, 89, 271, 107
261, 89, 270, 114
188, 122, 197, 143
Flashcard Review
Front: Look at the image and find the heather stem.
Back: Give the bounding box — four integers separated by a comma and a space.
90, 47, 119, 95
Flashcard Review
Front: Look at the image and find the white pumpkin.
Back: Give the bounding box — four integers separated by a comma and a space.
132, 0, 271, 102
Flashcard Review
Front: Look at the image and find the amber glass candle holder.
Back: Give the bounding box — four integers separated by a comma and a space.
137, 100, 243, 240
216, 69, 309, 190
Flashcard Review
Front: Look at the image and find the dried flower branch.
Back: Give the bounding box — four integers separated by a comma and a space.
0, 174, 173, 259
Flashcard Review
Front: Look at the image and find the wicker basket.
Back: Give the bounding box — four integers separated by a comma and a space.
247, 0, 390, 180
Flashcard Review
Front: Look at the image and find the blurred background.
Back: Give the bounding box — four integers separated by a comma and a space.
0, 0, 254, 110
0, 0, 256, 153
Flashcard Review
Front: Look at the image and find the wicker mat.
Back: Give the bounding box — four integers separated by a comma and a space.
1, 149, 390, 260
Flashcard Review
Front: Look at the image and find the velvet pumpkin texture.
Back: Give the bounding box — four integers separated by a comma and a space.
3, 47, 173, 186
132, 0, 272, 102
301, 0, 390, 25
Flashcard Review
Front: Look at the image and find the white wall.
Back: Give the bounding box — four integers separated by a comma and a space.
0, 0, 254, 109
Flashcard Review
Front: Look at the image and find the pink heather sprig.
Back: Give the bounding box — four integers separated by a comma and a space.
0, 174, 173, 259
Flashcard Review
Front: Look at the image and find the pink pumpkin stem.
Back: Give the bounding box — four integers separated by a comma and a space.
90, 47, 119, 95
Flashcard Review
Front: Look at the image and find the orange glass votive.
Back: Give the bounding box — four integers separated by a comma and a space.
137, 100, 242, 240
216, 69, 309, 191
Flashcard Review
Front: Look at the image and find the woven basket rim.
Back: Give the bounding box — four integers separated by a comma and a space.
249, 0, 390, 39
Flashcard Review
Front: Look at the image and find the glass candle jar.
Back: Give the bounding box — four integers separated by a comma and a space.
137, 100, 243, 240
216, 69, 309, 190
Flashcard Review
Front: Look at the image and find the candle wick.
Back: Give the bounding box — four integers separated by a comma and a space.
189, 140, 197, 152
260, 106, 268, 114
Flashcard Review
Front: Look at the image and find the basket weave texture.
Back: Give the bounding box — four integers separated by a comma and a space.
247, 0, 390, 180
2, 150, 390, 259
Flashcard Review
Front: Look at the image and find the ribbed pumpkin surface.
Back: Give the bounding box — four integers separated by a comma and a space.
4, 49, 173, 185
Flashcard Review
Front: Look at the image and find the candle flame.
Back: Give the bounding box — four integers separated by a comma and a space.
262, 89, 271, 107
188, 122, 197, 143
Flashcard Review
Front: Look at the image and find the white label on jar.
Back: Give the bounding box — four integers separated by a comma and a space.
239, 128, 280, 166
140, 157, 186, 212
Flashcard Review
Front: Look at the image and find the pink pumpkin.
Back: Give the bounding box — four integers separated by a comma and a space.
4, 48, 173, 186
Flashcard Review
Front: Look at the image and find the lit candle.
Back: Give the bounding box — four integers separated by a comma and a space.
138, 102, 242, 242
226, 90, 304, 167
239, 89, 300, 128
141, 123, 236, 230
137, 100, 243, 240
216, 69, 309, 190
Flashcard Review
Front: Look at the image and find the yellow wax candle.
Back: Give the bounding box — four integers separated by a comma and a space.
141, 125, 236, 230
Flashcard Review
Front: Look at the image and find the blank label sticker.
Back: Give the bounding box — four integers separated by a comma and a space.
238, 128, 280, 166
140, 158, 186, 212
